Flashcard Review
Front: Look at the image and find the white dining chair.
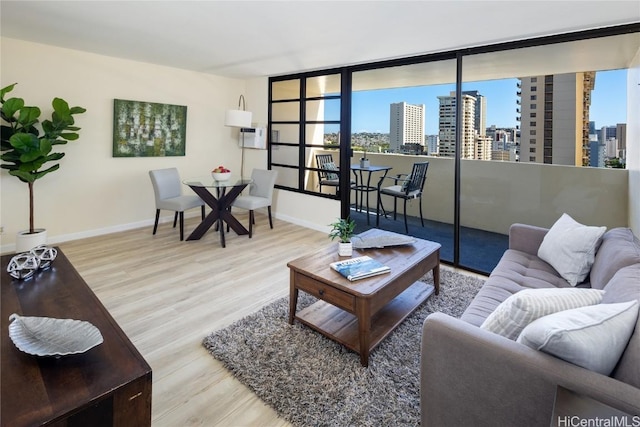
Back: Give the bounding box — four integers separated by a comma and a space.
149, 168, 205, 241
231, 169, 278, 238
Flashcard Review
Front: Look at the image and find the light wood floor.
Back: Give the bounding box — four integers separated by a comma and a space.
59, 212, 329, 426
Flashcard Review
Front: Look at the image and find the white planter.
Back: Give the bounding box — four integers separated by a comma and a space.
338, 242, 353, 257
360, 159, 370, 168
15, 229, 47, 253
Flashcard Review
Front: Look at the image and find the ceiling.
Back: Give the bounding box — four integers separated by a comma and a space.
1, 1, 639, 79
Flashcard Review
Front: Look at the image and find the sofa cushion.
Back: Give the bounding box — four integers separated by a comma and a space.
537, 213, 606, 286
589, 228, 640, 290
602, 264, 640, 388
517, 300, 639, 375
460, 249, 571, 326
480, 288, 605, 340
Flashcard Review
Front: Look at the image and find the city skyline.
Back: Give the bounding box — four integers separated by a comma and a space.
347, 69, 627, 135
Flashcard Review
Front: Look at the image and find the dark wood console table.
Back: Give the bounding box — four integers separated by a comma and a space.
1, 249, 152, 427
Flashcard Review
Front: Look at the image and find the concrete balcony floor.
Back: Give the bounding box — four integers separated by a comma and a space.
349, 204, 508, 274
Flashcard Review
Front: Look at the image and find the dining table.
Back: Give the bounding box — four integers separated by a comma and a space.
182, 176, 252, 248
350, 164, 392, 224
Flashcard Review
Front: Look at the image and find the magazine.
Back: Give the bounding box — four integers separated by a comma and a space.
330, 256, 391, 281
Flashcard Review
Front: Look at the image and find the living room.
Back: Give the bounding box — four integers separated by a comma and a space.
1, 2, 640, 426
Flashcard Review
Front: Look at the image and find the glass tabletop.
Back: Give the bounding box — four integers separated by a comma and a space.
182, 176, 253, 188
350, 164, 392, 172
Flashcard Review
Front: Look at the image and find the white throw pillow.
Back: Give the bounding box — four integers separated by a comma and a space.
517, 301, 639, 375
480, 288, 605, 340
538, 213, 606, 286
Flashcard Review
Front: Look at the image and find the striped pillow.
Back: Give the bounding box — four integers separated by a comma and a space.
480, 288, 605, 340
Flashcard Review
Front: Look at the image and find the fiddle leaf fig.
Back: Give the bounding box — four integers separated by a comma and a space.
0, 82, 86, 233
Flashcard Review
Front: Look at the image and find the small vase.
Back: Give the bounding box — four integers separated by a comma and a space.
338, 242, 353, 257
360, 159, 370, 168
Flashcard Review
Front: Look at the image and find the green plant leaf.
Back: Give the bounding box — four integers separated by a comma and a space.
9, 169, 35, 183
59, 132, 79, 140
0, 163, 18, 171
18, 156, 46, 171
17, 106, 41, 129
52, 97, 71, 115
34, 164, 59, 179
39, 138, 52, 155
2, 97, 25, 119
9, 132, 40, 152
45, 152, 65, 162
70, 106, 86, 115
0, 83, 17, 101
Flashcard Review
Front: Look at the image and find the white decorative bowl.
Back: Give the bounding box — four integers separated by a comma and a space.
211, 172, 231, 181
8, 313, 104, 357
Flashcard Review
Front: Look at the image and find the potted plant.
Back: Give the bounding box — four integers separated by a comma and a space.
329, 217, 356, 257
0, 83, 86, 252
360, 147, 370, 168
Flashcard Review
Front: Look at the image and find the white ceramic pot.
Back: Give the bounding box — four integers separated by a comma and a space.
15, 229, 47, 253
338, 242, 353, 257
360, 159, 370, 168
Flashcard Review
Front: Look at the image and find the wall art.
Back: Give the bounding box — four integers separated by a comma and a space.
113, 99, 187, 157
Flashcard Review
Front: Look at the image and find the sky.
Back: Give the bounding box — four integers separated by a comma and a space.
347, 69, 627, 135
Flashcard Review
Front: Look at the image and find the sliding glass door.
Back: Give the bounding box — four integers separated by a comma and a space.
268, 24, 639, 274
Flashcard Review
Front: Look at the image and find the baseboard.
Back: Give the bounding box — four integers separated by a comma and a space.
274, 213, 329, 234
0, 212, 198, 255
1, 211, 328, 255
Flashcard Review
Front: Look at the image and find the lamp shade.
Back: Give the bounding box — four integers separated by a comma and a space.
224, 109, 252, 128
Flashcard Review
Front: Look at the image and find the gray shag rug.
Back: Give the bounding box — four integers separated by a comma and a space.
202, 269, 484, 427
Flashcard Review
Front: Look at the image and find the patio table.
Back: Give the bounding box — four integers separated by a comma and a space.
351, 164, 392, 224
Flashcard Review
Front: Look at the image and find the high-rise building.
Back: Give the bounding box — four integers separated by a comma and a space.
389, 102, 425, 152
518, 72, 595, 166
426, 134, 439, 155
599, 125, 616, 143
617, 123, 627, 159
462, 90, 487, 137
437, 92, 476, 158
589, 139, 606, 167
486, 125, 516, 151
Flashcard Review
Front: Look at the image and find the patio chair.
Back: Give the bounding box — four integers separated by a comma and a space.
376, 162, 429, 234
149, 168, 205, 241
315, 153, 355, 195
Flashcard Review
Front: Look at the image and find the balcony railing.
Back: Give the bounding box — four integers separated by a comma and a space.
312, 149, 629, 273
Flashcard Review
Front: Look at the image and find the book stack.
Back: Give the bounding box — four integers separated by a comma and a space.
330, 256, 390, 281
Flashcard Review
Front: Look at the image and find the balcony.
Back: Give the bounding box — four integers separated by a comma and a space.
312, 149, 629, 274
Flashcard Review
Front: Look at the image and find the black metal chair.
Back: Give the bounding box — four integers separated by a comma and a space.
315, 154, 340, 194
315, 154, 355, 195
376, 162, 429, 233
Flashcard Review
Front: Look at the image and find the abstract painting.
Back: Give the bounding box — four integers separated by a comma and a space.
113, 99, 187, 157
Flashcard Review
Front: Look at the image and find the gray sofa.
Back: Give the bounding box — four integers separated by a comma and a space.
421, 223, 640, 426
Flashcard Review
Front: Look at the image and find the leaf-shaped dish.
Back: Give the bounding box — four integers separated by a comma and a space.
8, 313, 103, 357
351, 233, 416, 249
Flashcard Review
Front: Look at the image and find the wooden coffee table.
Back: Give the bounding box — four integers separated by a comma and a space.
288, 228, 440, 367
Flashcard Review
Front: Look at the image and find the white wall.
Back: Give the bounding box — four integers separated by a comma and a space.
0, 38, 338, 253
0, 38, 251, 252
627, 47, 640, 235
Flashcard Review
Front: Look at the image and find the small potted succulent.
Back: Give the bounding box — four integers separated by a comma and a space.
359, 147, 370, 168
329, 217, 356, 257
